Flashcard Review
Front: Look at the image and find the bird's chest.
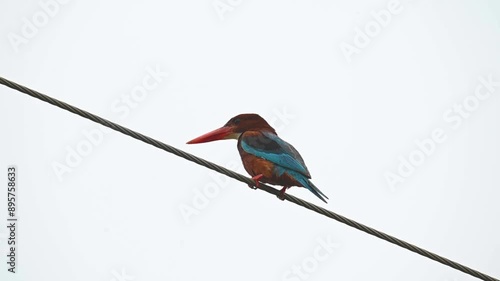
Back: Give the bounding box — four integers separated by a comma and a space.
237, 141, 276, 180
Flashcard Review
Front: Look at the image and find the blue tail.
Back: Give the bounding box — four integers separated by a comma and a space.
288, 171, 329, 203
304, 179, 329, 204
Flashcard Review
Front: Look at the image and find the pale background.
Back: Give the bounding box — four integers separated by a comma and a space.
0, 0, 499, 280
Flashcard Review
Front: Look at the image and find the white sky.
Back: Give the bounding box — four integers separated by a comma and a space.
1, 0, 500, 281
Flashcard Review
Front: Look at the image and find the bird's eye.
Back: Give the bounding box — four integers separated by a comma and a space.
233, 118, 240, 125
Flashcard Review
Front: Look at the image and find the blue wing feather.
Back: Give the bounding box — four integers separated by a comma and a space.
240, 131, 311, 178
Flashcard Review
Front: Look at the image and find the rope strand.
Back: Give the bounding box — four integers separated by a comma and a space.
0, 76, 497, 281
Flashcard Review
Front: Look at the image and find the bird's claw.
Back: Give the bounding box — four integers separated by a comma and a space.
277, 186, 289, 201
250, 174, 264, 189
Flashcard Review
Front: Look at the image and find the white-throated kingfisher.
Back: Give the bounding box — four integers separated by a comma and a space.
187, 114, 329, 203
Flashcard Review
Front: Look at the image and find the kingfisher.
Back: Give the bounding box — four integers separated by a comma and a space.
187, 114, 328, 203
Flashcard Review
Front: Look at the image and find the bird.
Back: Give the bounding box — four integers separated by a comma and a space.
186, 113, 328, 203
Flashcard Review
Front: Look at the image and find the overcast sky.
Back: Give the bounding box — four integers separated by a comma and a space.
1, 0, 500, 281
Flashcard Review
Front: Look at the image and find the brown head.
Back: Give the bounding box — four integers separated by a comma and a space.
187, 113, 276, 144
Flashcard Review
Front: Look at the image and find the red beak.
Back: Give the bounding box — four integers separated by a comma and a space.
187, 126, 234, 144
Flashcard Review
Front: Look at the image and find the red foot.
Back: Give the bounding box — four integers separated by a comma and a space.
249, 174, 263, 189
278, 186, 289, 201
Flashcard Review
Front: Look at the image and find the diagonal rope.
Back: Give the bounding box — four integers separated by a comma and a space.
0, 76, 497, 281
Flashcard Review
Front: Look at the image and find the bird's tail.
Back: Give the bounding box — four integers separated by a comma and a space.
304, 179, 329, 204
291, 172, 329, 203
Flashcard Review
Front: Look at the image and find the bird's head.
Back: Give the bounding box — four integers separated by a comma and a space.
187, 113, 276, 144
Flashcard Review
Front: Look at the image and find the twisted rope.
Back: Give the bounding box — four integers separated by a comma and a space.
0, 76, 497, 281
